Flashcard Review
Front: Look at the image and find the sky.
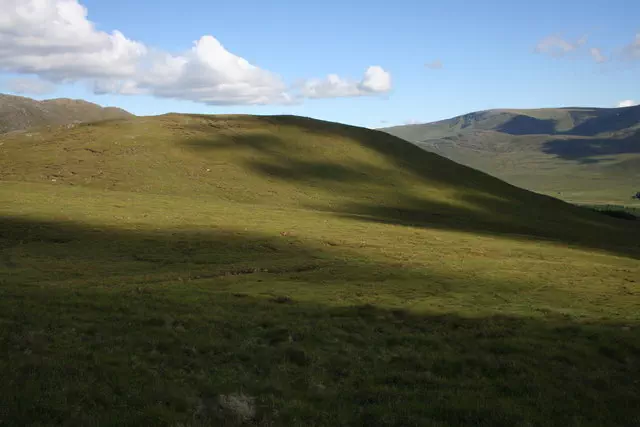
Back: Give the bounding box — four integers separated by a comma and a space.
0, 0, 638, 128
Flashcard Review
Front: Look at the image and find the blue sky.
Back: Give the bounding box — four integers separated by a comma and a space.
1, 0, 638, 128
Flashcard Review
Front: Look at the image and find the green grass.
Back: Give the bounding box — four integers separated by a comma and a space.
585, 204, 639, 221
1, 115, 639, 426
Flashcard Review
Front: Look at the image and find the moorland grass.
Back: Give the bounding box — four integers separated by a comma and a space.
1, 115, 639, 426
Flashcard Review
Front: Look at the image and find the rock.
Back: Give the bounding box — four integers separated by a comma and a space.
218, 393, 256, 422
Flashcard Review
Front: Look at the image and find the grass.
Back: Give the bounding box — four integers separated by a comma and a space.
1, 114, 639, 426
584, 204, 640, 220
587, 205, 639, 221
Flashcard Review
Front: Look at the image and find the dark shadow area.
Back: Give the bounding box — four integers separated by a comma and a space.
331, 192, 640, 259
0, 212, 638, 426
541, 132, 640, 162
588, 205, 640, 222
178, 116, 640, 259
496, 115, 558, 135
593, 208, 638, 221
0, 215, 330, 287
250, 159, 375, 183
567, 105, 640, 137
1, 214, 518, 303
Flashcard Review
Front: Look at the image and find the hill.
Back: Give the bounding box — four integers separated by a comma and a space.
382, 105, 640, 206
1, 114, 639, 426
0, 93, 133, 134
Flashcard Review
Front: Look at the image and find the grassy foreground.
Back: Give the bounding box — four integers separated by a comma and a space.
1, 115, 639, 426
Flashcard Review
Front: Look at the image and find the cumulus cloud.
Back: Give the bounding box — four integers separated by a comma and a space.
5, 77, 56, 95
0, 0, 390, 105
425, 60, 443, 70
534, 34, 587, 57
97, 36, 292, 105
0, 0, 146, 80
300, 66, 391, 99
617, 100, 638, 108
589, 48, 607, 63
361, 66, 392, 93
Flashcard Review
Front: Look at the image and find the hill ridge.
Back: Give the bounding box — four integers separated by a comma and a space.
0, 92, 133, 134
1, 113, 637, 257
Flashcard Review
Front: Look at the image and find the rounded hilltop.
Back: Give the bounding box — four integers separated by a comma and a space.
1, 112, 636, 252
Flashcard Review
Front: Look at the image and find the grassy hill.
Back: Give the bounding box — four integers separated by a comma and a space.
382, 105, 640, 206
1, 114, 639, 426
0, 93, 133, 134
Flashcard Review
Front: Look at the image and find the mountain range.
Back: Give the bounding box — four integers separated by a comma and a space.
382, 105, 640, 205
0, 93, 132, 134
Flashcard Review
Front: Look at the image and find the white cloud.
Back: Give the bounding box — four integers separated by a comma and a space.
425, 60, 443, 70
301, 74, 360, 98
534, 34, 587, 57
5, 77, 56, 95
404, 119, 422, 125
0, 0, 389, 105
360, 66, 392, 93
589, 47, 607, 63
300, 66, 391, 99
98, 36, 292, 105
617, 100, 638, 108
0, 0, 146, 80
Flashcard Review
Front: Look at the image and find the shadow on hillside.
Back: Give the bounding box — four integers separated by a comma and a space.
1, 232, 639, 427
567, 106, 640, 137
251, 159, 376, 183
183, 116, 529, 196
497, 115, 557, 135
542, 133, 640, 162
1, 214, 521, 302
332, 192, 639, 259
182, 125, 498, 195
0, 215, 332, 286
180, 117, 640, 259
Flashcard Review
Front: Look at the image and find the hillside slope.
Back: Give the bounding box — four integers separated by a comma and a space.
0, 93, 133, 134
1, 114, 639, 426
0, 113, 636, 251
382, 106, 640, 205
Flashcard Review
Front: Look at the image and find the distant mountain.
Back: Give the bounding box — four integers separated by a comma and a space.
0, 93, 133, 134
381, 106, 640, 205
